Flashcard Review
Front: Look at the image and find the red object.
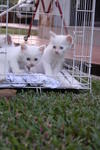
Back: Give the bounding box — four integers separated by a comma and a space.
25, 0, 68, 41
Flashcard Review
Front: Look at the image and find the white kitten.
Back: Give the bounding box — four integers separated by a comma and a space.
20, 44, 45, 72
0, 44, 44, 81
31, 31, 72, 76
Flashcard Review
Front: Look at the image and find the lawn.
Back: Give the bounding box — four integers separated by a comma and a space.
0, 27, 38, 36
0, 79, 100, 150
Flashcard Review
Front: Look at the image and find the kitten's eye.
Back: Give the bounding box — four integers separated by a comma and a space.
60, 46, 64, 50
34, 58, 38, 61
53, 45, 56, 49
27, 57, 31, 61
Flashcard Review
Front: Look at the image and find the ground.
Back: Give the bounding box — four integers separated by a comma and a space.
0, 79, 100, 150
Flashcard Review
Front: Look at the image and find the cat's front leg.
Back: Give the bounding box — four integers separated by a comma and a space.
10, 61, 24, 74
29, 66, 38, 73
0, 63, 6, 81
43, 61, 53, 76
53, 64, 62, 77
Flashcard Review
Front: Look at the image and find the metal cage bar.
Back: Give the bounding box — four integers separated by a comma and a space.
0, 0, 96, 90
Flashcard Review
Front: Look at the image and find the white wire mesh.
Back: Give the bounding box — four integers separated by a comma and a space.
72, 0, 96, 90
0, 0, 96, 90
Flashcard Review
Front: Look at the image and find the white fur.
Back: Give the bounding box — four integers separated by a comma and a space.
0, 44, 44, 81
20, 44, 45, 72
31, 31, 72, 77
0, 35, 14, 48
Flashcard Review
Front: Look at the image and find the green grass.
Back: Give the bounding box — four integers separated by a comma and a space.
0, 27, 38, 36
0, 80, 100, 150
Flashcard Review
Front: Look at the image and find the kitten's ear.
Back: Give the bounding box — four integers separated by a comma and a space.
4, 35, 12, 45
66, 34, 73, 45
7, 35, 12, 45
21, 43, 27, 51
39, 45, 46, 53
50, 31, 56, 38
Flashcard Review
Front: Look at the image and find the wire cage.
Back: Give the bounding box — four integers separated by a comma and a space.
0, 0, 96, 90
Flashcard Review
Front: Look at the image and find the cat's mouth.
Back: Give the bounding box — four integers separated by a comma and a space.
55, 51, 60, 55
27, 64, 34, 71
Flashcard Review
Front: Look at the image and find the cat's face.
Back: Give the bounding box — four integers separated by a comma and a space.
50, 31, 72, 56
20, 44, 44, 71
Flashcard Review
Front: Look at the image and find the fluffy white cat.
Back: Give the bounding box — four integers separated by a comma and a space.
0, 43, 44, 81
31, 31, 72, 77
19, 44, 45, 72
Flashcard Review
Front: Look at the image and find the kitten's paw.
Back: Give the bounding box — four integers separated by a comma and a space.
29, 67, 37, 73
0, 75, 6, 83
13, 69, 25, 75
45, 71, 53, 77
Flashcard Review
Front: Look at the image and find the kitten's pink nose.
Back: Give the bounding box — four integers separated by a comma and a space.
30, 64, 34, 67
55, 50, 59, 55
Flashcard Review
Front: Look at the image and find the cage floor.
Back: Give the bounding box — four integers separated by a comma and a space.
0, 70, 85, 89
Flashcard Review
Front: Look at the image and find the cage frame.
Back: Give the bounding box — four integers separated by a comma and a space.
0, 0, 96, 91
